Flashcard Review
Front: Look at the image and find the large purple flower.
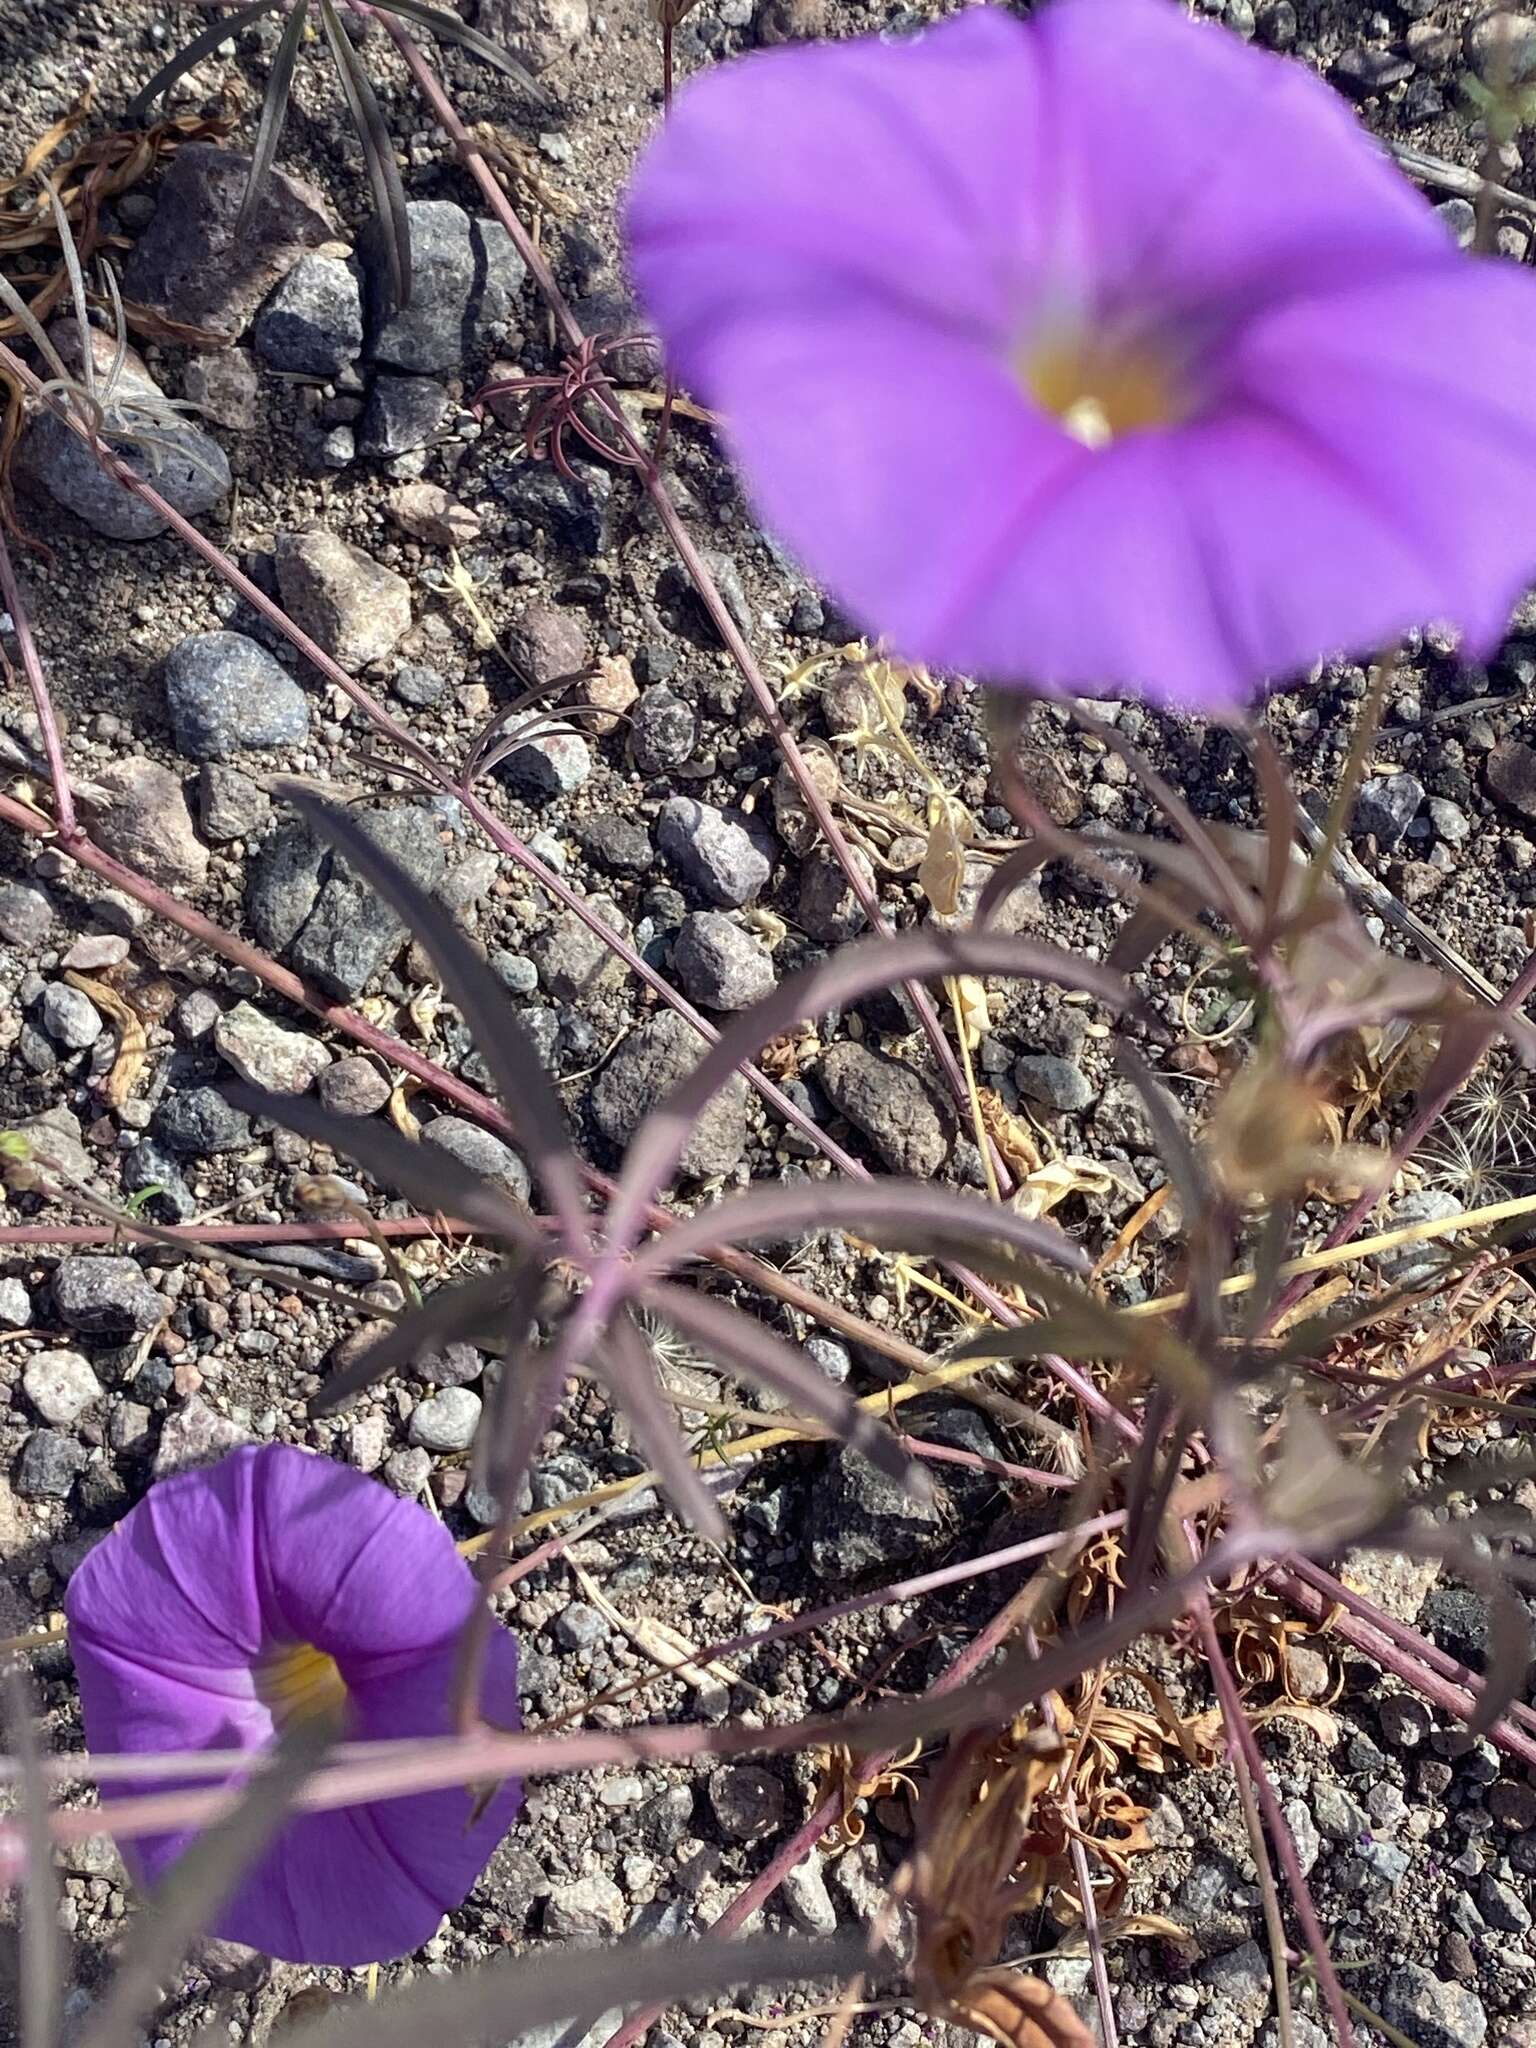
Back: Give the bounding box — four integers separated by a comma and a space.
65, 1445, 521, 1966
625, 0, 1536, 711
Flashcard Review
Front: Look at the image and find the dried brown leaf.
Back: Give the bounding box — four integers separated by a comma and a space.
947, 1969, 1094, 2048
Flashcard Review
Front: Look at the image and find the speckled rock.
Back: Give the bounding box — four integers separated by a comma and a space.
274, 528, 412, 670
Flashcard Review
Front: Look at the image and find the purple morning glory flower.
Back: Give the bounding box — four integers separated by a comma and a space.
625, 0, 1536, 711
65, 1445, 521, 1966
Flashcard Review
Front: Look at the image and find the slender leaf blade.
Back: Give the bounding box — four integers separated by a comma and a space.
601, 1310, 728, 1539
128, 0, 284, 118
377, 0, 545, 95
318, 0, 413, 309
237, 0, 309, 232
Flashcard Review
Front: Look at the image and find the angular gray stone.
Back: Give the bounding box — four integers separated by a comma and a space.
274, 529, 412, 670
288, 805, 447, 999
554, 1601, 609, 1654
246, 820, 329, 953
528, 897, 628, 1002
575, 813, 652, 875
629, 686, 697, 775
358, 374, 449, 458
318, 1057, 392, 1117
807, 1448, 945, 1578
797, 848, 871, 943
0, 1278, 32, 1329
1381, 1965, 1486, 2048
182, 347, 260, 430
153, 1086, 252, 1156
87, 758, 208, 892
778, 1854, 838, 1936
199, 763, 270, 842
707, 1765, 785, 1842
385, 1446, 432, 1496
1013, 1052, 1096, 1113
499, 732, 592, 799
16, 1430, 85, 1500
1356, 772, 1425, 849
818, 1041, 949, 1176
123, 145, 335, 339
408, 1385, 482, 1453
0, 881, 55, 947
253, 253, 364, 376
40, 982, 102, 1050
671, 912, 775, 1010
53, 1255, 162, 1334
592, 1010, 748, 1179
164, 632, 309, 760
154, 1395, 249, 1478
363, 201, 527, 373
214, 1001, 331, 1094
657, 798, 773, 907
543, 1873, 626, 1943
23, 1349, 102, 1426
422, 1116, 531, 1203
1197, 1940, 1269, 2010
505, 601, 590, 686
1282, 1797, 1320, 1877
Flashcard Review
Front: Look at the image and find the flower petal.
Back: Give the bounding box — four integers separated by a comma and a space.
627, 6, 1046, 356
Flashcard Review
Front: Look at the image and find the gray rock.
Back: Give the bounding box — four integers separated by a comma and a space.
1013, 1052, 1096, 1113
9, 1109, 93, 1186
54, 1255, 162, 1334
797, 848, 871, 943
630, 686, 697, 775
1488, 736, 1536, 821
818, 1042, 948, 1176
408, 1385, 482, 1453
1379, 1693, 1432, 1748
576, 813, 653, 875
1375, 1189, 1463, 1287
199, 764, 270, 842
493, 459, 611, 556
88, 758, 208, 892
1427, 796, 1471, 845
708, 1765, 785, 1842
385, 1446, 432, 1496
1198, 1940, 1269, 2008
40, 982, 101, 1050
424, 1343, 485, 1390
491, 950, 540, 996
1283, 1797, 1320, 1876
543, 1872, 626, 1943
358, 374, 449, 457
1479, 1872, 1532, 1932
153, 1087, 252, 1156
24, 362, 230, 540
288, 804, 447, 999
805, 1337, 851, 1382
246, 820, 330, 953
164, 632, 309, 760
657, 798, 773, 906
484, 0, 590, 74
23, 1349, 102, 1426
1333, 45, 1414, 95
592, 1011, 749, 1178
346, 1412, 388, 1472
122, 145, 335, 339
214, 1001, 330, 1094
182, 347, 260, 431
176, 990, 222, 1041
122, 1139, 196, 1223
1466, 9, 1536, 84
154, 1395, 249, 1477
0, 1278, 32, 1329
1356, 1836, 1411, 1884
16, 1430, 85, 1500
253, 254, 364, 376
423, 1116, 531, 1202
1356, 772, 1425, 848
658, 549, 752, 641
505, 601, 590, 686
529, 897, 628, 1002
1381, 1964, 1487, 2048
1311, 1781, 1366, 1840
671, 912, 775, 1010
274, 529, 412, 670
393, 662, 446, 708
108, 1401, 154, 1457
554, 1601, 609, 1654
318, 1057, 392, 1117
499, 732, 592, 799
0, 882, 54, 947
61, 935, 129, 973
807, 1448, 944, 1578
364, 202, 527, 373
778, 1854, 838, 1936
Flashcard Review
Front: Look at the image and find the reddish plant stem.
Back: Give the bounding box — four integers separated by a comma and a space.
379, 20, 1015, 1196
0, 1216, 459, 1250
0, 528, 74, 840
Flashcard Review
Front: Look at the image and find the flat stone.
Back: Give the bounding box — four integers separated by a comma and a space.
53, 1255, 163, 1334
505, 601, 590, 687
778, 1854, 838, 1936
630, 686, 697, 775
164, 632, 309, 760
287, 804, 447, 999
153, 1394, 249, 1478
363, 201, 527, 373
253, 253, 364, 377
214, 1000, 331, 1094
575, 813, 653, 875
1012, 1052, 1096, 1113
23, 1349, 103, 1426
543, 1873, 626, 1943
807, 1448, 945, 1579
408, 1385, 482, 1453
707, 1765, 785, 1842
818, 1042, 949, 1176
274, 529, 412, 670
528, 897, 628, 1002
671, 912, 775, 1010
153, 1086, 252, 1155
1488, 737, 1536, 821
87, 758, 207, 892
181, 348, 260, 431
657, 798, 774, 907
123, 144, 336, 339
499, 732, 592, 799
8, 1109, 92, 1186
1356, 772, 1425, 848
60, 935, 129, 972
0, 1279, 32, 1329
108, 1401, 154, 1457
592, 1011, 749, 1179
0, 882, 55, 947
554, 1601, 609, 1654
1381, 1964, 1487, 2048
422, 1116, 531, 1203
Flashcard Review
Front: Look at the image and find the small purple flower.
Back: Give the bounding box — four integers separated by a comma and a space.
625, 0, 1536, 710
65, 1445, 521, 1966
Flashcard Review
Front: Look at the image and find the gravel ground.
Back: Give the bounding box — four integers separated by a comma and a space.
1, 0, 1536, 2043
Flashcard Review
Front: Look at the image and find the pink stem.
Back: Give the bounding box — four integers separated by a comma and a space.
0, 1216, 462, 1249
0, 526, 76, 840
